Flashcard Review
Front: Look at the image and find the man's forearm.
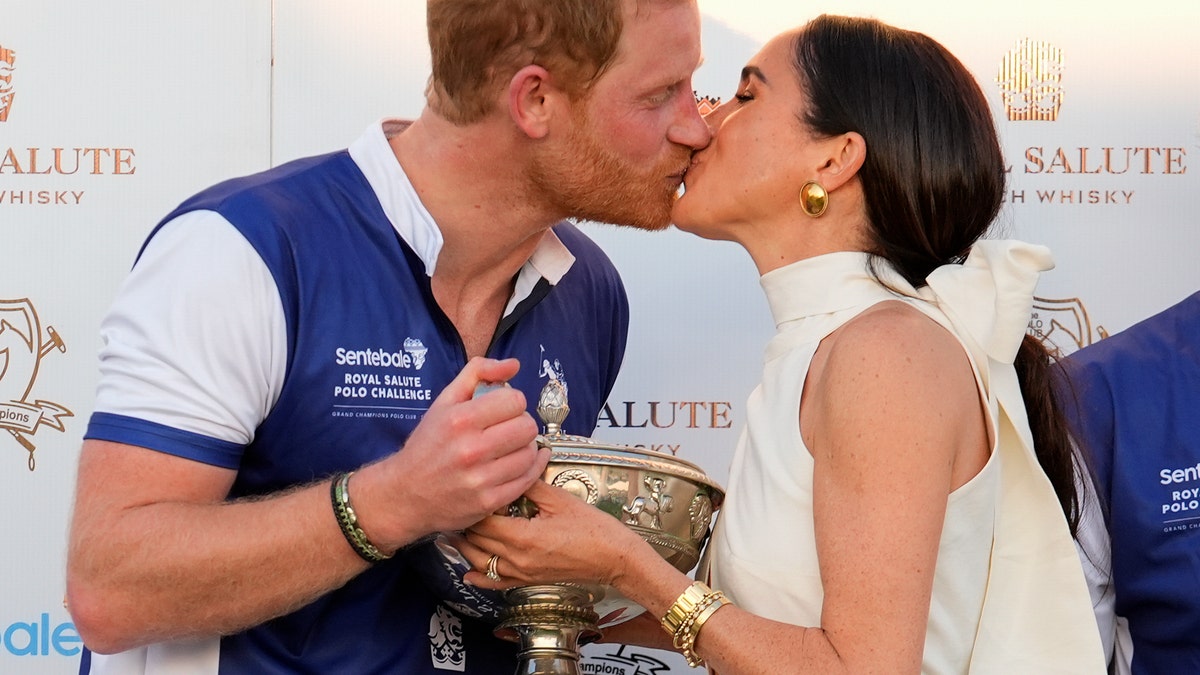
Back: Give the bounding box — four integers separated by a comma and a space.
67, 445, 373, 654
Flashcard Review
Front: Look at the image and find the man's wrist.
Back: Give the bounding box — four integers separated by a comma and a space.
331, 471, 393, 563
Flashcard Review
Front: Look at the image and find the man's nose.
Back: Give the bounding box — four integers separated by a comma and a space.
670, 94, 714, 150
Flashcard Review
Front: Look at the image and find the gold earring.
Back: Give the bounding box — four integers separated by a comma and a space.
799, 181, 828, 218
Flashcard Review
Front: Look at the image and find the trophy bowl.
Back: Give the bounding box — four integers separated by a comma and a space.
407, 380, 725, 675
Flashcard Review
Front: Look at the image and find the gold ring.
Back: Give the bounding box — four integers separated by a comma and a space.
485, 554, 501, 582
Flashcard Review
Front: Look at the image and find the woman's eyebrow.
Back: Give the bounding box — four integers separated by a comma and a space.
741, 65, 767, 85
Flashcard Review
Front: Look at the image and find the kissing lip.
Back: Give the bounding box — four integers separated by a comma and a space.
668, 165, 689, 187
680, 157, 701, 188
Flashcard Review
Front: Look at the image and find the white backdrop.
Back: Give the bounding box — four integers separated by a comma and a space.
2, 1, 1198, 672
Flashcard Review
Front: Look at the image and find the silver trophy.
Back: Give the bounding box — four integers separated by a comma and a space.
410, 380, 725, 675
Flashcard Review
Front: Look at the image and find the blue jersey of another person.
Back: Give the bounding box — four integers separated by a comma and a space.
1061, 291, 1200, 675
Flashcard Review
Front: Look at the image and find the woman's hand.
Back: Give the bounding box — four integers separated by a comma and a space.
458, 480, 651, 590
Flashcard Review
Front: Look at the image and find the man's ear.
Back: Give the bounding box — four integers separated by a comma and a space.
508, 64, 561, 139
816, 131, 866, 192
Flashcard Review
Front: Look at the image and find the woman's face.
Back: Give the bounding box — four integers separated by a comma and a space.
673, 29, 822, 242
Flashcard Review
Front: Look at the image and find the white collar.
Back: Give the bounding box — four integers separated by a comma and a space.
348, 118, 575, 317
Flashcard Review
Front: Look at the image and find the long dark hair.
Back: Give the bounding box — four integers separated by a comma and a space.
791, 15, 1080, 534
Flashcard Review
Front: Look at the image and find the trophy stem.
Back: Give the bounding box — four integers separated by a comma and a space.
497, 584, 602, 675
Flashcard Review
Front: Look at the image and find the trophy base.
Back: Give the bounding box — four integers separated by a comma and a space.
497, 585, 602, 675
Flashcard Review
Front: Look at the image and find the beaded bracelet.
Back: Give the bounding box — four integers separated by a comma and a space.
661, 581, 732, 667
675, 591, 729, 667
331, 471, 392, 563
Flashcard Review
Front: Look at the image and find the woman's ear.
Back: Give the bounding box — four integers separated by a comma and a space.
507, 65, 559, 139
816, 131, 866, 192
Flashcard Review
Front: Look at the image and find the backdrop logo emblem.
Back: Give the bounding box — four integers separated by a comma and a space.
0, 298, 73, 470
695, 93, 720, 116
581, 645, 672, 674
0, 42, 14, 122
996, 39, 1065, 122
1028, 296, 1107, 358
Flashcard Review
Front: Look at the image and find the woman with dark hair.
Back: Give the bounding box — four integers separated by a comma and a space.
457, 15, 1107, 673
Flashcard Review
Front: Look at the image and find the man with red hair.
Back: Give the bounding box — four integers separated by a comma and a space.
67, 1, 710, 673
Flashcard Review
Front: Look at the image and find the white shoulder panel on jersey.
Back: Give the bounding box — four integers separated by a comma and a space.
92, 210, 287, 446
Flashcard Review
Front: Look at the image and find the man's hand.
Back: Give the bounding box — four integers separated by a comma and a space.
351, 357, 550, 551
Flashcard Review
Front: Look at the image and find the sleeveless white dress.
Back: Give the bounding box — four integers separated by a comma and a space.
704, 241, 1105, 674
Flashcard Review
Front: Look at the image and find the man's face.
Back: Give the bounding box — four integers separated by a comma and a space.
531, 0, 710, 230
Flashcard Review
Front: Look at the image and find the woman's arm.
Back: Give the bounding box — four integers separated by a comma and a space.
465, 303, 987, 674
795, 303, 986, 672
462, 484, 843, 669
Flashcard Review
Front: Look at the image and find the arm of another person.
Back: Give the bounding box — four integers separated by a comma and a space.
464, 303, 979, 674
1075, 450, 1118, 668
66, 214, 546, 654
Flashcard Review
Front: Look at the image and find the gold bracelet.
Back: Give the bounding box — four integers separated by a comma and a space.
331, 471, 392, 563
661, 581, 732, 667
676, 592, 730, 667
661, 581, 710, 636
671, 590, 723, 649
